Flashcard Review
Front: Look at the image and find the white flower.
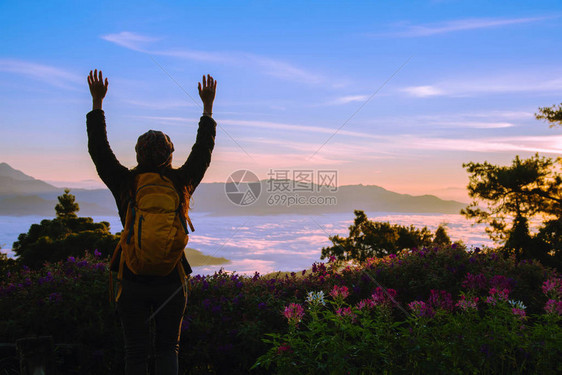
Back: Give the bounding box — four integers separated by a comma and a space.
306, 291, 326, 307
508, 300, 526, 310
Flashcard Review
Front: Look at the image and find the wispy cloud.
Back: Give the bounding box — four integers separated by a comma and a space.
102, 31, 326, 85
101, 31, 161, 51
401, 85, 445, 97
124, 98, 196, 110
405, 135, 562, 154
325, 95, 370, 105
400, 74, 562, 97
0, 59, 82, 90
427, 121, 515, 129
136, 115, 388, 140
380, 16, 554, 37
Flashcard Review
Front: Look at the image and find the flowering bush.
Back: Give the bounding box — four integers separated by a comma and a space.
0, 251, 122, 373
255, 278, 562, 374
1, 244, 560, 374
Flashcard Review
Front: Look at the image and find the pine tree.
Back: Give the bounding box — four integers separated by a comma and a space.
55, 189, 79, 219
433, 225, 452, 246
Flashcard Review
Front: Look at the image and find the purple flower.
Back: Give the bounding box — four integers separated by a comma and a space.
94, 249, 102, 258
47, 292, 63, 303
258, 302, 267, 310
489, 275, 513, 292
202, 298, 212, 310
462, 273, 487, 291
67, 256, 76, 263
94, 263, 106, 271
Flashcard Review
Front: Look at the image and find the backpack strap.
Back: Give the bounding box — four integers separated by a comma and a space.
177, 201, 195, 233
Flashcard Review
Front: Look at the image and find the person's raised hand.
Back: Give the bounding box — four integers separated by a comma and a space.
198, 74, 216, 115
88, 69, 109, 110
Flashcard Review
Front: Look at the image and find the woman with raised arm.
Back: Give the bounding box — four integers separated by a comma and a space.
87, 69, 217, 374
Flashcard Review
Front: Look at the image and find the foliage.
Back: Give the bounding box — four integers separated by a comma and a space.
1, 244, 559, 373
254, 273, 562, 374
535, 103, 562, 127
12, 190, 119, 268
0, 251, 18, 278
462, 154, 562, 266
0, 252, 122, 374
433, 224, 451, 246
321, 210, 439, 263
55, 188, 80, 219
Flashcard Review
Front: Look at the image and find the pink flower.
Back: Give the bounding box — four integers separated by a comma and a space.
336, 307, 357, 321
356, 298, 375, 311
277, 343, 293, 355
486, 288, 510, 306
512, 308, 526, 319
408, 301, 434, 318
542, 278, 562, 300
371, 287, 397, 306
330, 285, 350, 300
545, 299, 562, 315
428, 289, 454, 312
455, 295, 479, 312
489, 275, 513, 292
283, 303, 305, 325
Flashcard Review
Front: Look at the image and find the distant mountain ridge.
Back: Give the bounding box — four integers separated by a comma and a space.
0, 163, 466, 216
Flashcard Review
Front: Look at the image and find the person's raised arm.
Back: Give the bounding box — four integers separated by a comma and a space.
198, 74, 216, 117
88, 69, 108, 111
179, 74, 218, 193
86, 69, 129, 195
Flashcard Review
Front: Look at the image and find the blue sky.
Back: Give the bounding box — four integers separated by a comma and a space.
1, 0, 561, 201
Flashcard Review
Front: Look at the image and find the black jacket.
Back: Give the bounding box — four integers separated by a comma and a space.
87, 109, 216, 281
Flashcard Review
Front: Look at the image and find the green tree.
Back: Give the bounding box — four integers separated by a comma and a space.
13, 191, 119, 268
55, 188, 80, 219
433, 224, 452, 247
321, 210, 435, 263
535, 103, 562, 127
462, 154, 562, 264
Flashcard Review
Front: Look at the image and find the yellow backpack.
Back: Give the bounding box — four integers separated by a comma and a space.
110, 172, 194, 301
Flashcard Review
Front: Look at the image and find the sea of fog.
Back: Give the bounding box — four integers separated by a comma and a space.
0, 212, 493, 275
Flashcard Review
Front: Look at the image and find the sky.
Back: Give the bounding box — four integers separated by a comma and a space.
1, 0, 561, 202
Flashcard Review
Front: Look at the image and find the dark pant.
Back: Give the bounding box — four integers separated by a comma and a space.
117, 278, 187, 375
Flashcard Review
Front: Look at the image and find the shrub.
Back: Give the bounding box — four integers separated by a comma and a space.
0, 244, 559, 373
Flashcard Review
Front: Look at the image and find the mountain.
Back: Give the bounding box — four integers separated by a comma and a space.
0, 163, 467, 216
192, 182, 466, 216
0, 163, 116, 216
